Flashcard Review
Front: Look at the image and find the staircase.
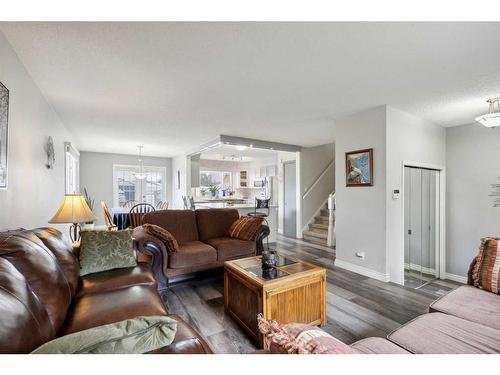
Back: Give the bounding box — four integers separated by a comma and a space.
302, 203, 331, 247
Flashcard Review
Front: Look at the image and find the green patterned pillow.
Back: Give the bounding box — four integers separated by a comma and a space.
79, 230, 136, 276
31, 316, 177, 354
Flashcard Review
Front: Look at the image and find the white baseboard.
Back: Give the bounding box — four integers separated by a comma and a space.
404, 262, 437, 275
443, 272, 467, 284
334, 259, 390, 282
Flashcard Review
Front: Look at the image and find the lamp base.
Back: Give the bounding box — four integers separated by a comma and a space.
69, 223, 81, 243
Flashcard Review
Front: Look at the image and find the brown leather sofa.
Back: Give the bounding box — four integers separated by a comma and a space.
133, 208, 270, 289
0, 227, 212, 354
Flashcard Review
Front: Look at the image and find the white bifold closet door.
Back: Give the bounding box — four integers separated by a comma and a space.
404, 167, 438, 286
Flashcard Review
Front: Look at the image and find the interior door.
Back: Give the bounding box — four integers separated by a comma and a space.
404, 166, 439, 288
283, 161, 297, 238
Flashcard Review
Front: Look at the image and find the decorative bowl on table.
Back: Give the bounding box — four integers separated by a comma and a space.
261, 250, 278, 269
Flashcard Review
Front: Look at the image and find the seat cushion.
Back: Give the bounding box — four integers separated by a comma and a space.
388, 312, 500, 354
350, 337, 410, 354
169, 241, 217, 269
148, 315, 213, 354
142, 210, 199, 243
195, 208, 240, 242
429, 285, 500, 331
78, 264, 156, 296
61, 285, 168, 335
205, 237, 256, 261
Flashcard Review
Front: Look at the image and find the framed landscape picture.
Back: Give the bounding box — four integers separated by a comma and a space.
0, 82, 9, 189
345, 148, 373, 187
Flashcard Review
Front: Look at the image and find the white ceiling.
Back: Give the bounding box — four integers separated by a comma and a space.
201, 143, 285, 162
1, 22, 500, 157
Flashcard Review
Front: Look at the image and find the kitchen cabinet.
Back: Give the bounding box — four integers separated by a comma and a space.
239, 170, 248, 187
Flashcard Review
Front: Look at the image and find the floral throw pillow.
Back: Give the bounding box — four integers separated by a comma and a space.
31, 316, 177, 354
257, 314, 356, 354
79, 229, 136, 276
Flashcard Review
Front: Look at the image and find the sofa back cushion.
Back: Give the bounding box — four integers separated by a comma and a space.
0, 232, 72, 333
142, 210, 199, 243
31, 227, 79, 296
0, 257, 54, 353
195, 209, 240, 242
472, 237, 500, 294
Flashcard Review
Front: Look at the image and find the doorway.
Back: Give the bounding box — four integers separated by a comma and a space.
403, 166, 440, 289
283, 161, 297, 238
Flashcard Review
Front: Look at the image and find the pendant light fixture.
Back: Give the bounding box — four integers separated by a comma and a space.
475, 97, 500, 128
134, 145, 147, 180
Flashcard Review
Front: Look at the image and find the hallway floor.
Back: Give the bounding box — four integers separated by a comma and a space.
161, 234, 461, 353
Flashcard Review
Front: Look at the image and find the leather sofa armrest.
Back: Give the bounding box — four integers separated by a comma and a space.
133, 226, 169, 289
254, 225, 270, 255
467, 256, 478, 286
147, 314, 213, 354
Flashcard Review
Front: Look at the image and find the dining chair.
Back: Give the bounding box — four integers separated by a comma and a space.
189, 196, 196, 210
128, 203, 155, 228
122, 200, 138, 208
101, 201, 117, 231
156, 201, 169, 210
247, 198, 271, 250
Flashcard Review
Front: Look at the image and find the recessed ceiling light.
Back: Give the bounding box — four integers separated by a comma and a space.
235, 145, 246, 151
475, 97, 500, 128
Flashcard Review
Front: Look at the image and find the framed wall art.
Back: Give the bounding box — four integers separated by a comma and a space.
0, 82, 9, 189
345, 148, 373, 187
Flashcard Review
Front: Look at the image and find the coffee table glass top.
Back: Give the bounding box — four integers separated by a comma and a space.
231, 253, 316, 281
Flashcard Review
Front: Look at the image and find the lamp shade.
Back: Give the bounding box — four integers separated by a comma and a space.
49, 194, 97, 224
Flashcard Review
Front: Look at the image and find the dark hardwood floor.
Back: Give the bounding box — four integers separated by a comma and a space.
160, 234, 461, 354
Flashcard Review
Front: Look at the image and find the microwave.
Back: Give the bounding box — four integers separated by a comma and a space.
254, 179, 265, 188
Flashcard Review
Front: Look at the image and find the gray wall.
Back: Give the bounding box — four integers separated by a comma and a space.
446, 124, 500, 276
300, 143, 335, 229
80, 151, 172, 224
386, 106, 446, 283
335, 106, 388, 275
0, 32, 75, 231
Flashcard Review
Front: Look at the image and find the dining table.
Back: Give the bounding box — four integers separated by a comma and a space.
111, 207, 130, 230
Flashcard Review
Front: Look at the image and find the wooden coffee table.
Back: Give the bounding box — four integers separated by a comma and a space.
224, 253, 326, 347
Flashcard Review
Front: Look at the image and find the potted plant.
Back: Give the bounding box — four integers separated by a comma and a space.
83, 188, 95, 229
208, 184, 219, 198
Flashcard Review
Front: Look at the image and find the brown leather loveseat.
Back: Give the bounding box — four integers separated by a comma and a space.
133, 208, 270, 288
0, 227, 212, 354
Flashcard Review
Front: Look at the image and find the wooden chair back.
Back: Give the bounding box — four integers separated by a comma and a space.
156, 201, 169, 210
189, 196, 196, 210
101, 201, 117, 231
122, 200, 138, 208
128, 203, 155, 228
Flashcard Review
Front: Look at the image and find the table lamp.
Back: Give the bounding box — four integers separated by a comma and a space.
49, 193, 97, 242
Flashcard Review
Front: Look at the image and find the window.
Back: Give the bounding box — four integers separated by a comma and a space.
64, 142, 79, 193
113, 165, 166, 207
199, 170, 232, 197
